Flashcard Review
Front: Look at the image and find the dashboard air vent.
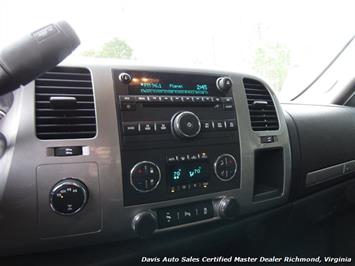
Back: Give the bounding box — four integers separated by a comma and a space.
35, 66, 96, 139
243, 78, 279, 131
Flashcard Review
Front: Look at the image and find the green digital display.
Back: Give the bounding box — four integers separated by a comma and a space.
168, 162, 210, 185
127, 71, 221, 96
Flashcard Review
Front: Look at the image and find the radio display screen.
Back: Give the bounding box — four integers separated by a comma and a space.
126, 71, 221, 96
168, 161, 210, 186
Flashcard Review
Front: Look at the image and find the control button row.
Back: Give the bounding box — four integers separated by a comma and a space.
119, 95, 233, 105
167, 152, 208, 163
201, 119, 237, 131
157, 201, 214, 228
123, 121, 170, 135
170, 182, 209, 193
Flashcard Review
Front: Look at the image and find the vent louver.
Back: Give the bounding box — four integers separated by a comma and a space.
35, 66, 96, 139
243, 78, 279, 131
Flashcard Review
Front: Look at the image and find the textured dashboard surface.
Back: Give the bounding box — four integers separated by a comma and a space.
0, 63, 291, 256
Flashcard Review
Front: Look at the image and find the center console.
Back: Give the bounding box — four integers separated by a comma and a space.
114, 70, 240, 207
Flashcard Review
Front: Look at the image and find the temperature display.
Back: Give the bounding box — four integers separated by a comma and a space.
168, 162, 210, 186
125, 71, 222, 96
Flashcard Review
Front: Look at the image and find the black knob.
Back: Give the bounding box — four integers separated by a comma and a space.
50, 179, 88, 215
132, 211, 158, 238
214, 154, 237, 181
119, 72, 132, 84
172, 111, 201, 138
130, 161, 161, 192
217, 197, 239, 219
0, 133, 6, 158
216, 77, 233, 93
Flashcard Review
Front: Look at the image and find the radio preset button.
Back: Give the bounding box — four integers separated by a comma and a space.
194, 97, 202, 103
130, 161, 161, 192
215, 120, 226, 130
155, 121, 170, 133
140, 122, 154, 133
202, 120, 213, 131
161, 96, 172, 102
119, 95, 135, 102
123, 122, 139, 135
202, 97, 212, 103
182, 96, 193, 103
172, 96, 182, 103
147, 96, 160, 102
136, 96, 148, 102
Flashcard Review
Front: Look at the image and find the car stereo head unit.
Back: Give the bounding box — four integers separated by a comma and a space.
113, 69, 240, 206
123, 71, 224, 96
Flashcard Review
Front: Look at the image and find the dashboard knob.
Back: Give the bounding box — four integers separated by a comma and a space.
216, 77, 233, 93
214, 154, 237, 181
130, 161, 161, 192
132, 211, 158, 238
50, 179, 88, 215
118, 72, 132, 84
0, 110, 6, 120
217, 197, 239, 219
172, 111, 201, 138
0, 133, 6, 158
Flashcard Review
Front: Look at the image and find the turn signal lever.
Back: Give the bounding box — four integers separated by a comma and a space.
0, 21, 80, 96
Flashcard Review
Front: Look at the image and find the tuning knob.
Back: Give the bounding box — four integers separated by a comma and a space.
171, 111, 201, 138
132, 211, 158, 238
216, 77, 233, 93
217, 197, 239, 219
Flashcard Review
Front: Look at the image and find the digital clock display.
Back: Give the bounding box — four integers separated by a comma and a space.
168, 161, 210, 186
126, 71, 221, 96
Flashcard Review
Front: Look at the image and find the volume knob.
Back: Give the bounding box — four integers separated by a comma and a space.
172, 111, 201, 138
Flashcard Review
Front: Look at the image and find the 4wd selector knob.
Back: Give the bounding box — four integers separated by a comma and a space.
50, 179, 88, 215
172, 111, 201, 138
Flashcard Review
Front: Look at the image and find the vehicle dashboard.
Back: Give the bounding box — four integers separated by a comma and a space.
1, 62, 355, 259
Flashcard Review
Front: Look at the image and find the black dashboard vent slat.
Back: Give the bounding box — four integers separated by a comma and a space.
35, 67, 96, 139
243, 78, 279, 131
